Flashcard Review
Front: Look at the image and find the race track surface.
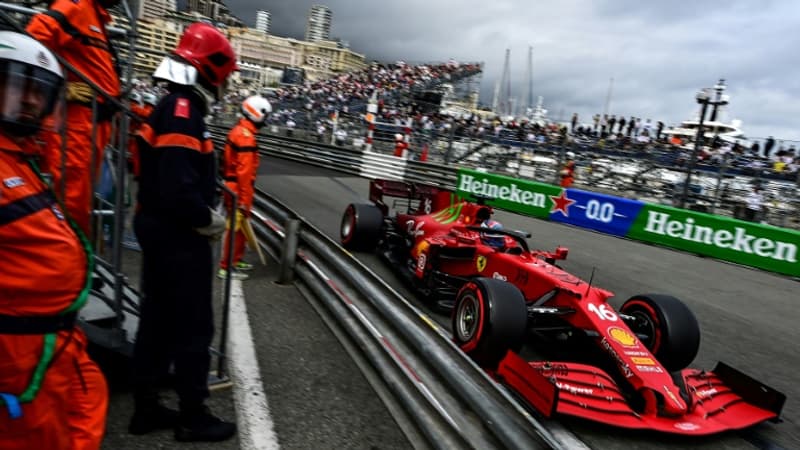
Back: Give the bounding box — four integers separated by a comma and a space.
258, 156, 799, 450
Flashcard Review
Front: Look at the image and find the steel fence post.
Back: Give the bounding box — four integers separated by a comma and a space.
278, 219, 300, 284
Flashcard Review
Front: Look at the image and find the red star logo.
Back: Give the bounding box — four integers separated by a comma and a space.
549, 191, 576, 216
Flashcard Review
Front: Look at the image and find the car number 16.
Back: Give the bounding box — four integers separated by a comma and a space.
588, 303, 618, 321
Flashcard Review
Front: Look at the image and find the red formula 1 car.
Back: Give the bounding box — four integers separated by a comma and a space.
340, 179, 785, 436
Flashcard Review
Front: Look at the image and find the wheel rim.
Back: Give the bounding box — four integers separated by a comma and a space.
629, 310, 657, 350
455, 294, 480, 342
341, 208, 354, 240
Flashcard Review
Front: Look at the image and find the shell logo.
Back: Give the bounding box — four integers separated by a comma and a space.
608, 327, 637, 347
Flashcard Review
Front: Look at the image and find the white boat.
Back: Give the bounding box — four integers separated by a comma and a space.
663, 118, 747, 145
663, 79, 749, 147
522, 96, 548, 127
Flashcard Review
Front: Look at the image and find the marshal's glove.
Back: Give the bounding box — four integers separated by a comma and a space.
65, 82, 94, 103
195, 207, 226, 239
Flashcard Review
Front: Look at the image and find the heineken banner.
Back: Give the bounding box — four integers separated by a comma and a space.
456, 169, 799, 277
628, 205, 798, 277
456, 170, 561, 219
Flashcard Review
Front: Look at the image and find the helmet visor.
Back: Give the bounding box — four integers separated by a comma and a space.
0, 61, 64, 136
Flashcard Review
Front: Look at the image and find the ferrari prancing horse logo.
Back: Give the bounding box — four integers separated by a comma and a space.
476, 255, 487, 272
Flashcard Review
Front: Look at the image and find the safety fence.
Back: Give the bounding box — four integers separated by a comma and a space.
209, 126, 799, 278
217, 116, 800, 231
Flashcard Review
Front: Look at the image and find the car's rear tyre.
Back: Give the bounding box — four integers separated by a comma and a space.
452, 278, 528, 369
621, 294, 700, 372
340, 203, 384, 250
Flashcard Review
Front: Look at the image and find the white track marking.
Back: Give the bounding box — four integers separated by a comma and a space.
228, 279, 280, 449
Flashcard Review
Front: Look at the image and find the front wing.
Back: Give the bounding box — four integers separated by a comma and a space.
496, 351, 785, 436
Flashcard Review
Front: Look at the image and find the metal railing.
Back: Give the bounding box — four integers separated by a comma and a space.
210, 124, 799, 230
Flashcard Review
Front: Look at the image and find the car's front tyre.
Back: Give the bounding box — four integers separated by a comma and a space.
621, 294, 700, 372
452, 278, 528, 369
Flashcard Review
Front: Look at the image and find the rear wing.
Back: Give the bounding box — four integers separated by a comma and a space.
369, 179, 454, 216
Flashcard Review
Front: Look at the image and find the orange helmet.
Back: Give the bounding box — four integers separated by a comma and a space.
174, 22, 237, 87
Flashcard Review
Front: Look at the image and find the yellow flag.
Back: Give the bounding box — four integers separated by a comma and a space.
242, 217, 267, 266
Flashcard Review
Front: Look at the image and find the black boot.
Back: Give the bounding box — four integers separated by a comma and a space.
174, 405, 236, 442
129, 401, 180, 435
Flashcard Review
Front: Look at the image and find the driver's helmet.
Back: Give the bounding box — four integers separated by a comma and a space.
480, 219, 505, 249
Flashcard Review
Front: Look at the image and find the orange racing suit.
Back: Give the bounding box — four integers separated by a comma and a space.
128, 103, 153, 179
27, 0, 121, 235
0, 133, 107, 450
220, 118, 260, 270
559, 160, 575, 188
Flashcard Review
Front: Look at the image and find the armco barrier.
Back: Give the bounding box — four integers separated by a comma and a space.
455, 168, 800, 278
249, 188, 562, 449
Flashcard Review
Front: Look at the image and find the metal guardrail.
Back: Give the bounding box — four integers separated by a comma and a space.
248, 187, 561, 449
207, 125, 800, 230
208, 125, 457, 188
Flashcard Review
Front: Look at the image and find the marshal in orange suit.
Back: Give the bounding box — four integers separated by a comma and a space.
27, 0, 122, 235
0, 32, 107, 450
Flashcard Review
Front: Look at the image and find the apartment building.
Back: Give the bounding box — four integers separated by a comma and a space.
255, 10, 270, 34
304, 5, 332, 42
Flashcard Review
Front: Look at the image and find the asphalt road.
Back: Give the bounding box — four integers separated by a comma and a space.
258, 155, 800, 450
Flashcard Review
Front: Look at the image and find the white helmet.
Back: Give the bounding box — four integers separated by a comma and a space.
0, 31, 64, 137
241, 95, 271, 125
142, 92, 158, 106
153, 56, 199, 87
395, 133, 403, 141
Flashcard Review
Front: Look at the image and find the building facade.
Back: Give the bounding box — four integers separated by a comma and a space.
227, 27, 299, 89
226, 26, 366, 89
137, 0, 177, 20
298, 39, 366, 81
184, 0, 243, 27
112, 7, 366, 90
112, 14, 184, 80
304, 4, 331, 42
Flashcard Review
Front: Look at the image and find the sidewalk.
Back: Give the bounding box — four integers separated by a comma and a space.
93, 242, 239, 450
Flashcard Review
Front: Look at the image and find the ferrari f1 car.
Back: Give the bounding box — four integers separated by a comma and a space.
340, 179, 785, 435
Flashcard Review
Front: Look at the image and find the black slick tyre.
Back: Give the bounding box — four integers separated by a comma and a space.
621, 294, 700, 372
452, 278, 528, 369
340, 203, 383, 250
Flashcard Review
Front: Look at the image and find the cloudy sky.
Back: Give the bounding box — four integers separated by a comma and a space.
225, 0, 800, 143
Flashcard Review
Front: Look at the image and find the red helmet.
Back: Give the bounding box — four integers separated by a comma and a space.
174, 22, 237, 87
